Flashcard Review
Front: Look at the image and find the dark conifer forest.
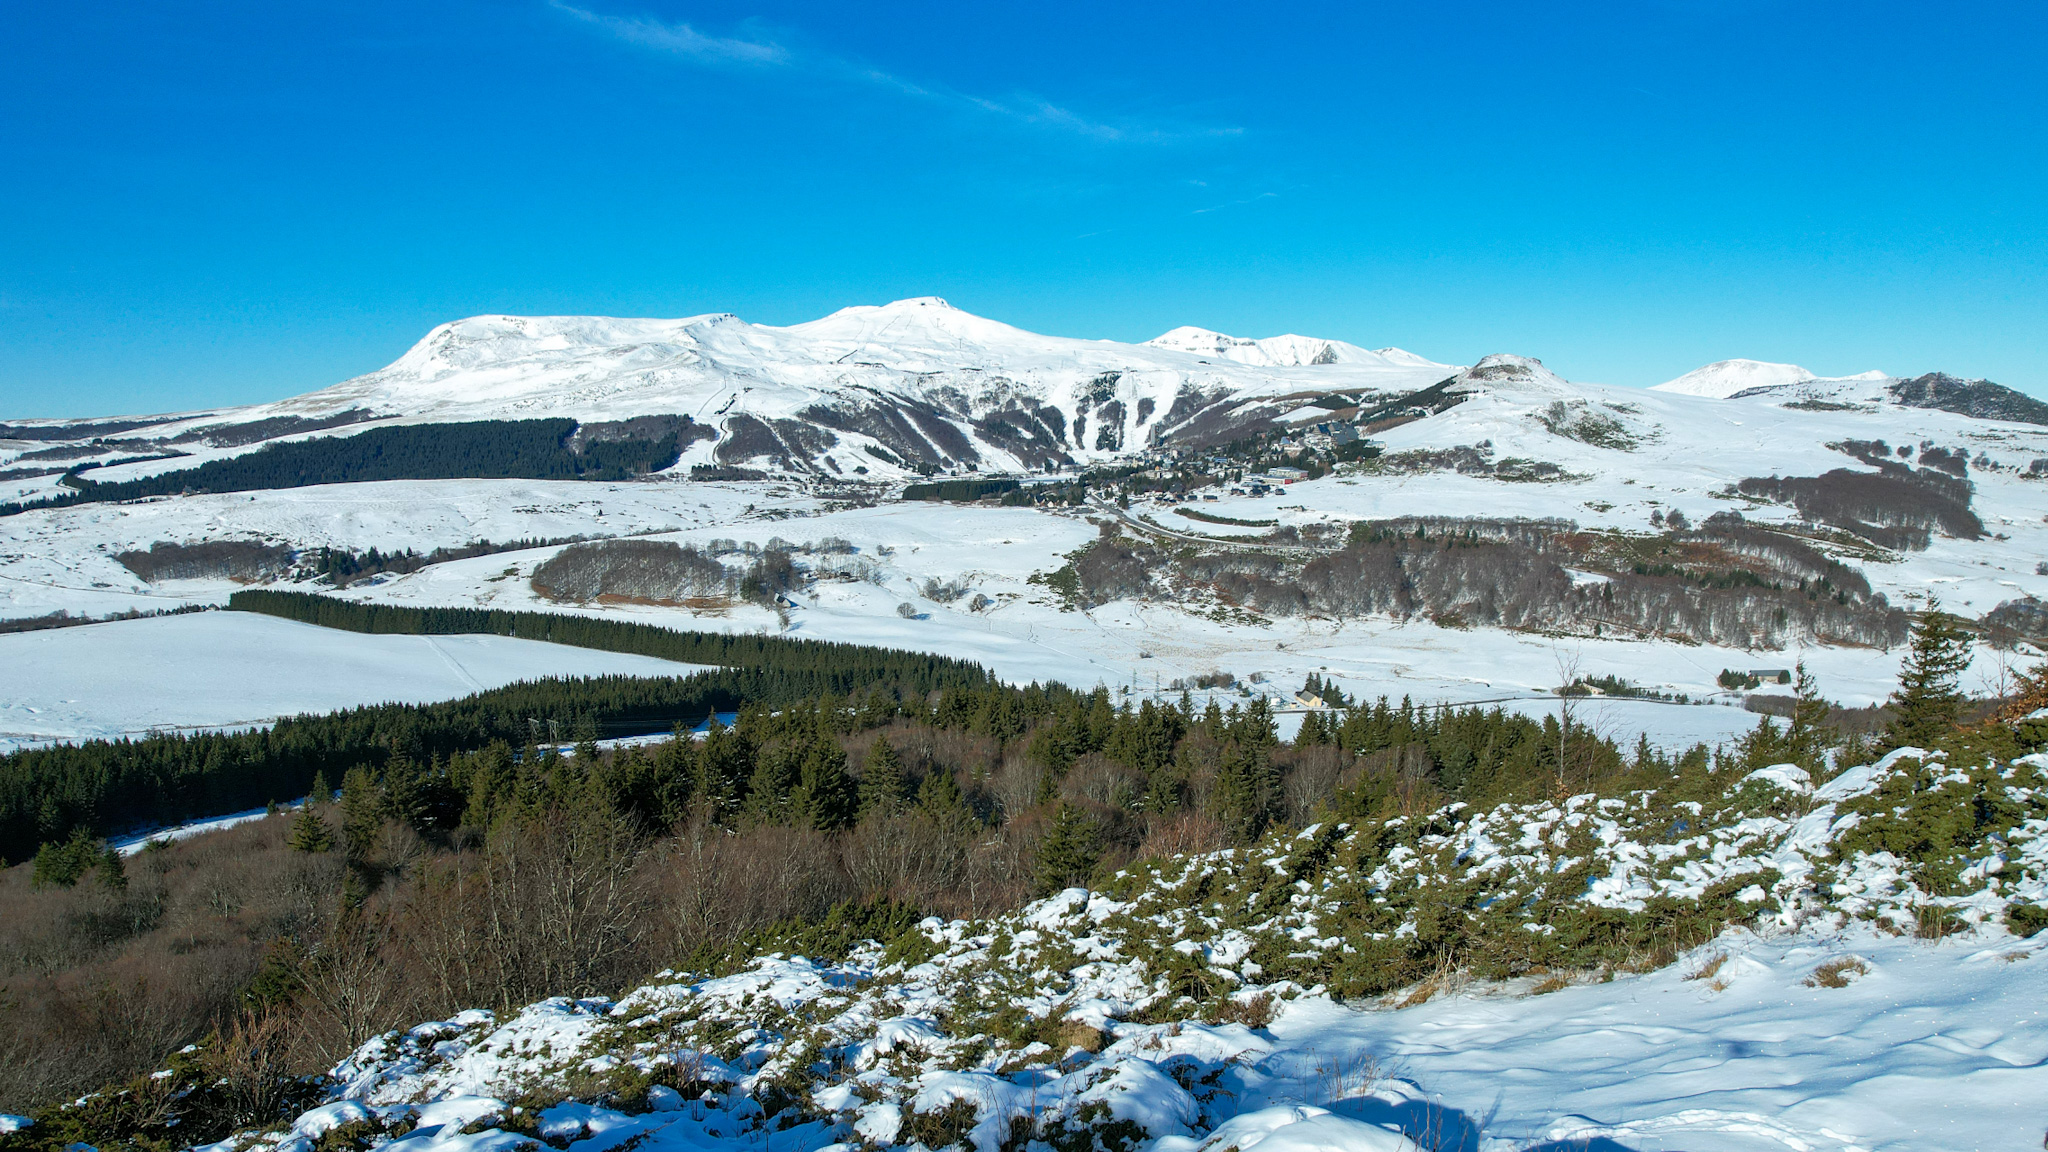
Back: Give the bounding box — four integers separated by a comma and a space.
1, 417, 703, 516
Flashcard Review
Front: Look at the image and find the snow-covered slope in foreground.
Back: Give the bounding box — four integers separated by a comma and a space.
126, 744, 2048, 1152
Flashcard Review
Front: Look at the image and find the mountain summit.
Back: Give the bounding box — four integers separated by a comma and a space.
1652, 359, 1819, 398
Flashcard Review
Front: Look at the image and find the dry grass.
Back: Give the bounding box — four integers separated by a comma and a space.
1529, 975, 1571, 995
1394, 955, 1464, 1008
1683, 951, 1729, 982
1208, 992, 1277, 1029
1805, 957, 1870, 989
1914, 904, 1961, 940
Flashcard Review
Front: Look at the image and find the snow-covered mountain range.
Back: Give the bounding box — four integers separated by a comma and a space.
10, 299, 1462, 479
6, 297, 2048, 749
6, 298, 2045, 484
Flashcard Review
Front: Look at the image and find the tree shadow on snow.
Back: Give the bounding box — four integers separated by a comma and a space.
1327, 1093, 1646, 1152
1324, 1093, 1485, 1152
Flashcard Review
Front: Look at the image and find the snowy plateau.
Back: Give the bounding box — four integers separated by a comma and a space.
5, 299, 2048, 1150
4, 297, 2046, 746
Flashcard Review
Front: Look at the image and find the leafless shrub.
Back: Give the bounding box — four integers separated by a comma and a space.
1138, 810, 1227, 860
115, 540, 294, 582
1983, 597, 2048, 648
1279, 744, 1349, 826
846, 812, 968, 907
650, 821, 851, 965
1737, 467, 1983, 548
921, 577, 971, 603
532, 539, 733, 603
0, 812, 343, 1112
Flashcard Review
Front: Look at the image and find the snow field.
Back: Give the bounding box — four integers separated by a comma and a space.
5, 318, 2047, 762
0, 612, 709, 753
0, 474, 2006, 760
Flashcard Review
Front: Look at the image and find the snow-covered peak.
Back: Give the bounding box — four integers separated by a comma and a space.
1145, 326, 1445, 371
779, 296, 1048, 358
1652, 359, 1817, 399
1454, 353, 1573, 394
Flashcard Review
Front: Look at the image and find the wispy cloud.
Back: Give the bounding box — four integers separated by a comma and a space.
550, 2, 787, 66
1191, 191, 1278, 215
549, 2, 1236, 144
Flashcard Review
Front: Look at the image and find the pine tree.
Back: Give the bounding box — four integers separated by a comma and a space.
918, 763, 963, 814
339, 766, 383, 860
857, 735, 906, 816
1885, 603, 1974, 750
307, 770, 331, 805
791, 738, 857, 831
96, 843, 127, 890
1035, 802, 1098, 895
1784, 662, 1838, 771
288, 804, 334, 853
744, 744, 800, 825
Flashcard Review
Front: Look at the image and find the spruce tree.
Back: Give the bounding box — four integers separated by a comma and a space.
1885, 603, 1974, 750
288, 804, 334, 853
96, 843, 127, 890
858, 735, 907, 816
1213, 739, 1278, 844
1297, 710, 1329, 746
744, 744, 800, 825
339, 766, 383, 860
792, 738, 857, 831
1035, 802, 1098, 895
697, 721, 755, 818
918, 763, 963, 814
1784, 662, 1838, 771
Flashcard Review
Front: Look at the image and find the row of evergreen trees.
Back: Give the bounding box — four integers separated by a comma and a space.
8, 597, 2012, 876
0, 601, 993, 863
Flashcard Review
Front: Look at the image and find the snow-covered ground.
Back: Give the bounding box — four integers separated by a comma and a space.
141, 739, 2048, 1152
5, 300, 2046, 758
1291, 927, 2048, 1150
0, 484, 1979, 756
0, 612, 707, 752
255, 931, 2048, 1152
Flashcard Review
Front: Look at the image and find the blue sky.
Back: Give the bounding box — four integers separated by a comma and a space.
1, 1, 2043, 417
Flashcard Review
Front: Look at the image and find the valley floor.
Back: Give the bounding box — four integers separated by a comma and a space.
0, 470, 2024, 757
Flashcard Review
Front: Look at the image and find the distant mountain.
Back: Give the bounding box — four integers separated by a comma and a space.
13, 299, 1455, 479
1143, 326, 1434, 369
1652, 359, 1821, 398
11, 301, 2048, 497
